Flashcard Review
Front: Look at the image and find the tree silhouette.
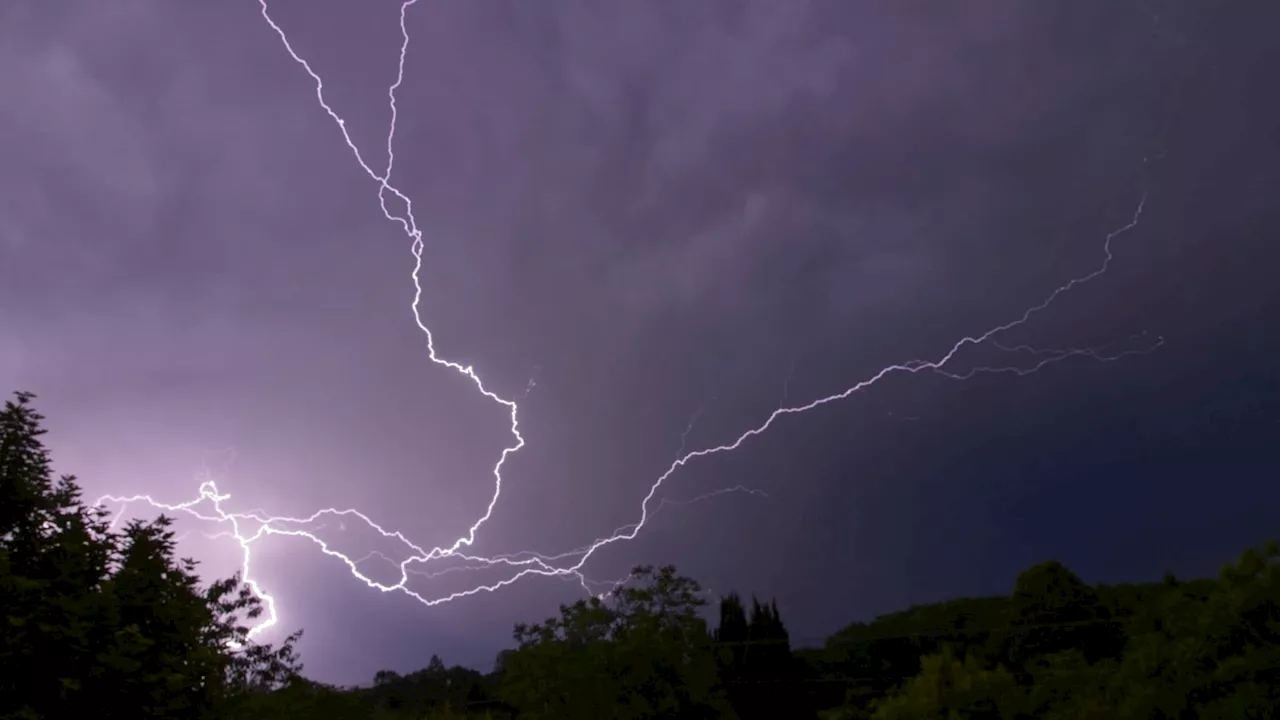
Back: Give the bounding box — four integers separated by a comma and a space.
500, 565, 733, 719
8, 387, 1280, 718
0, 391, 301, 718
712, 593, 806, 718
1005, 560, 1123, 667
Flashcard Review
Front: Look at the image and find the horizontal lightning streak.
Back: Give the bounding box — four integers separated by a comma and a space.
94, 1, 1160, 641
935, 333, 1165, 380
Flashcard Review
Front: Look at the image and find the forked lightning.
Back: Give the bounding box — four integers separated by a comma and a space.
96, 1, 1163, 640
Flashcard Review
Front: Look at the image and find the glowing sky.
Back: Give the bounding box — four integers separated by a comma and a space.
2, 0, 1279, 685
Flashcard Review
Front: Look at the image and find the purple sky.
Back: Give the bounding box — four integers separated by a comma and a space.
3, 0, 1279, 685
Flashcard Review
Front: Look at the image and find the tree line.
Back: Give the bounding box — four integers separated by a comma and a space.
3, 390, 1279, 718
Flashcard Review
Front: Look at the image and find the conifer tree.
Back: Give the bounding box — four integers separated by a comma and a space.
0, 391, 302, 718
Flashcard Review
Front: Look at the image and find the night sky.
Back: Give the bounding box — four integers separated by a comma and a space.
3, 0, 1278, 686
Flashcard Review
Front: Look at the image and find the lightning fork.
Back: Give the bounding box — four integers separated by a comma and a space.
96, 2, 1161, 641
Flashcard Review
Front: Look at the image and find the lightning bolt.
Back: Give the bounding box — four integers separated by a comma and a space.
934, 332, 1165, 380
94, 1, 1163, 642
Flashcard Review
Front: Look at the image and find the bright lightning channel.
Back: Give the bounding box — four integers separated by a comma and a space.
95, 1, 1162, 641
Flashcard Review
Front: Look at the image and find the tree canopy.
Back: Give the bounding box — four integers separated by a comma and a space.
1, 392, 301, 719
499, 564, 734, 719
5, 389, 1280, 718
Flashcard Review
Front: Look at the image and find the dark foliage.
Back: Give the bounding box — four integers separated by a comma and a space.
712, 593, 805, 718
0, 392, 302, 719
5, 389, 1280, 718
498, 565, 733, 719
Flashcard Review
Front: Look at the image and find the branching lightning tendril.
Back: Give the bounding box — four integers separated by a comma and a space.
94, 1, 1163, 641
